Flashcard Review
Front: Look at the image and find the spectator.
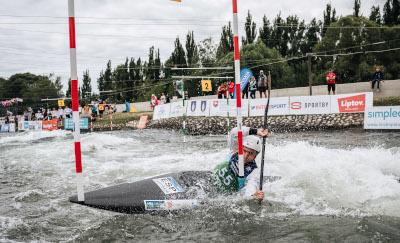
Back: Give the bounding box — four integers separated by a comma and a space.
58, 107, 65, 119
27, 107, 33, 121
326, 68, 336, 95
228, 81, 235, 99
165, 93, 171, 103
371, 67, 384, 92
51, 108, 58, 119
150, 94, 159, 110
257, 70, 267, 98
64, 105, 72, 118
160, 93, 166, 104
81, 104, 91, 118
91, 104, 97, 121
249, 76, 257, 99
242, 80, 249, 99
217, 83, 227, 99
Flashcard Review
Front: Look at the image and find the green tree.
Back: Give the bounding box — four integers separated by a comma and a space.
259, 15, 272, 48
370, 6, 382, 25
66, 78, 71, 98
103, 60, 113, 100
97, 71, 104, 99
217, 40, 295, 89
185, 31, 199, 66
198, 38, 217, 67
216, 22, 234, 59
1, 73, 62, 112
383, 0, 394, 25
127, 57, 136, 101
81, 70, 92, 102
354, 0, 361, 17
315, 16, 383, 84
322, 3, 337, 37
242, 10, 257, 45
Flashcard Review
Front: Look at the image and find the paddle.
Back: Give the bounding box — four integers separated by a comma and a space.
259, 71, 272, 192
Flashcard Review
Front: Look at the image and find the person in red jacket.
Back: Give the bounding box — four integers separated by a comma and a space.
326, 69, 336, 95
227, 81, 235, 98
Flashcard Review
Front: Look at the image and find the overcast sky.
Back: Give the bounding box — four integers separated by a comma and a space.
0, 0, 385, 93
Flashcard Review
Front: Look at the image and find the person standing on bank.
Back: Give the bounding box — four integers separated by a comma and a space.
249, 76, 257, 99
326, 68, 336, 95
242, 80, 249, 99
214, 126, 270, 201
257, 70, 267, 98
371, 67, 384, 92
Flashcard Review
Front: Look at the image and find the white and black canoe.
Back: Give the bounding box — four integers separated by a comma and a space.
69, 171, 284, 214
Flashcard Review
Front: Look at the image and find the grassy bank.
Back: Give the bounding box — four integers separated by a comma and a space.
93, 111, 153, 126
373, 97, 400, 106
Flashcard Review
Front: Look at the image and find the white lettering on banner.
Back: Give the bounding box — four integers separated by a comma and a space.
249, 97, 289, 116
289, 95, 331, 115
364, 106, 400, 129
331, 92, 373, 113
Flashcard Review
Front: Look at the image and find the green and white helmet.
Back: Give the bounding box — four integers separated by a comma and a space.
243, 135, 261, 153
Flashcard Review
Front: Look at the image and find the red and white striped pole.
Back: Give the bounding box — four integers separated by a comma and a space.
232, 0, 245, 188
68, 0, 84, 202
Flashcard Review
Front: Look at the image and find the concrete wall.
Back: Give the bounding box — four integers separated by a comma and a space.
271, 80, 400, 98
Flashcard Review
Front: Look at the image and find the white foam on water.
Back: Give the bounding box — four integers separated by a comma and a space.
0, 130, 69, 145
2, 130, 399, 218
264, 141, 400, 217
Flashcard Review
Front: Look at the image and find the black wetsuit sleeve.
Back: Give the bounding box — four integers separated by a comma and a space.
249, 128, 257, 135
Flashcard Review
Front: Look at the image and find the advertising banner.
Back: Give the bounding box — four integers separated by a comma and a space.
289, 95, 331, 115
64, 118, 89, 130
186, 100, 210, 117
331, 92, 373, 113
42, 120, 58, 131
153, 104, 171, 120
228, 99, 249, 117
0, 124, 9, 132
169, 101, 186, 118
249, 97, 290, 116
364, 106, 400, 129
8, 123, 16, 132
209, 99, 229, 117
18, 121, 29, 131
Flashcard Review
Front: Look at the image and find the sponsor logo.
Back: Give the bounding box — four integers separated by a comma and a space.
153, 177, 183, 195
201, 101, 207, 112
338, 94, 365, 113
367, 108, 400, 120
290, 102, 301, 110
250, 104, 287, 111
144, 200, 165, 210
304, 102, 329, 109
190, 101, 196, 112
213, 100, 219, 107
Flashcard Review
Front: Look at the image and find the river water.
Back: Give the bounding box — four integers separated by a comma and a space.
1, 129, 400, 242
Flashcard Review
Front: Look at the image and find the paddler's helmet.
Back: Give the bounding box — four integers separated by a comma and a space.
243, 135, 261, 153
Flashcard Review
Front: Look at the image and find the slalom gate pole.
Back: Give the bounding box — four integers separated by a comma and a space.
231, 0, 244, 188
68, 0, 84, 202
259, 71, 272, 191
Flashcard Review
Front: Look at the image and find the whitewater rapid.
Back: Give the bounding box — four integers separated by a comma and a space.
1, 129, 399, 219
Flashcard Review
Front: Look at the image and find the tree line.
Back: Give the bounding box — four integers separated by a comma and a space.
1, 0, 400, 110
